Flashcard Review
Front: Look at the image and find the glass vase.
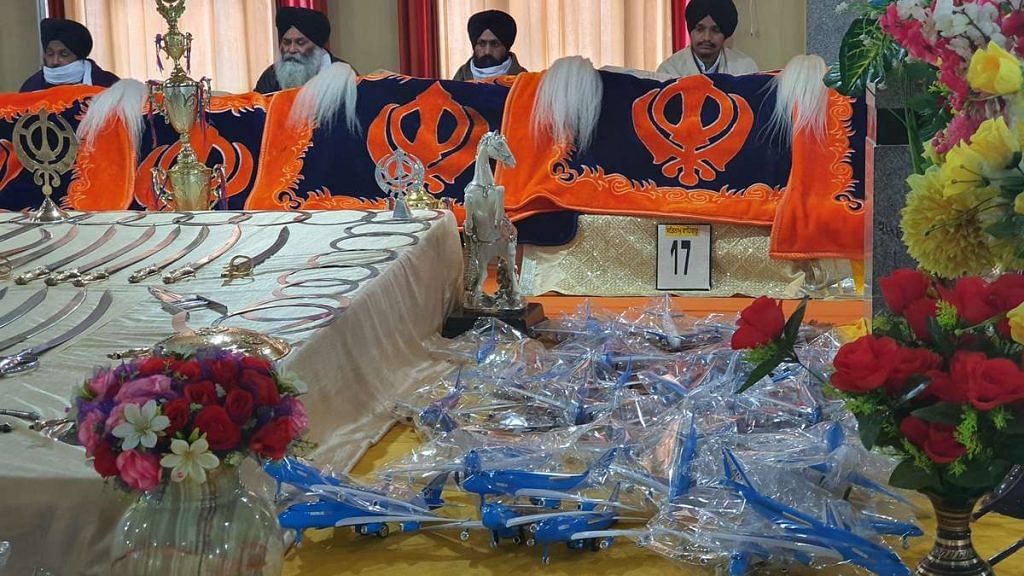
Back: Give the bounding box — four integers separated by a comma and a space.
917, 497, 994, 576
110, 466, 284, 575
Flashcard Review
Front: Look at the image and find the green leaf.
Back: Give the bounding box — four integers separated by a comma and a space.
986, 216, 1019, 239
911, 403, 963, 426
737, 356, 783, 394
782, 296, 809, 347
945, 459, 1012, 489
837, 16, 891, 96
888, 459, 939, 491
858, 411, 885, 451
926, 316, 957, 358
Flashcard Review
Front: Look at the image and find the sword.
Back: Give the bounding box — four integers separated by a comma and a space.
129, 225, 210, 283
0, 290, 87, 352
0, 287, 47, 331
0, 228, 53, 259
3, 226, 79, 272
164, 225, 243, 284
0, 290, 114, 377
15, 225, 118, 284
0, 286, 5, 303
0, 224, 35, 244
75, 226, 182, 287
221, 226, 290, 283
46, 226, 157, 285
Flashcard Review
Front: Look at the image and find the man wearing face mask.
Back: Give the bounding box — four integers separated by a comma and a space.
254, 6, 352, 94
656, 0, 758, 78
20, 18, 119, 92
453, 10, 526, 81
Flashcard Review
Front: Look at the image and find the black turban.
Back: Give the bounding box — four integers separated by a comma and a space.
276, 7, 331, 47
468, 10, 517, 49
685, 0, 738, 38
40, 18, 92, 59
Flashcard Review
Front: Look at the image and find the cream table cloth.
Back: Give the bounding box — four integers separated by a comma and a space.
0, 210, 462, 575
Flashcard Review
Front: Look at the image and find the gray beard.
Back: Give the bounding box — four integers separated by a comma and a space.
273, 47, 324, 89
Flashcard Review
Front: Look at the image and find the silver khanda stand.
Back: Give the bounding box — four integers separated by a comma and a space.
374, 148, 424, 220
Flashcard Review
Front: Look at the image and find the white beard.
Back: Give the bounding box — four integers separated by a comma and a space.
273, 46, 325, 89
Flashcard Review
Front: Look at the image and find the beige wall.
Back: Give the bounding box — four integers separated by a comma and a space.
730, 0, 807, 71
0, 3, 42, 93
328, 0, 401, 74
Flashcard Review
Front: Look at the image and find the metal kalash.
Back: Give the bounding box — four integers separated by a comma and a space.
148, 0, 225, 212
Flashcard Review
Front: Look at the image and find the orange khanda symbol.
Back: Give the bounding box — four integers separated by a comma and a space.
368, 83, 488, 194
632, 75, 753, 187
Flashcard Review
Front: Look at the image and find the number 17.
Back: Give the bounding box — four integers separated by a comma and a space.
670, 239, 691, 276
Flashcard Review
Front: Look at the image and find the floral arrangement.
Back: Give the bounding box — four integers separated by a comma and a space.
71, 348, 308, 491
732, 271, 1024, 502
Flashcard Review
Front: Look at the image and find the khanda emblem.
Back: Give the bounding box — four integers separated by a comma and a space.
632, 75, 753, 186
368, 82, 488, 194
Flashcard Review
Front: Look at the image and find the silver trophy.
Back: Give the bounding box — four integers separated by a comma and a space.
462, 132, 523, 311
374, 148, 424, 220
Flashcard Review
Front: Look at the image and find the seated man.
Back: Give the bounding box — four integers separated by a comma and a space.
452, 10, 526, 81
254, 6, 352, 94
656, 0, 758, 77
20, 18, 119, 92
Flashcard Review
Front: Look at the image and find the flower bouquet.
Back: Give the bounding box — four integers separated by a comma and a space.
71, 348, 307, 574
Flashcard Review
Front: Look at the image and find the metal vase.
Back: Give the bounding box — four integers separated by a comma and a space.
917, 497, 995, 576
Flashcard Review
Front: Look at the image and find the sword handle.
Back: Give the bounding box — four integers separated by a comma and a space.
72, 269, 110, 287
14, 266, 49, 285
128, 265, 160, 284
45, 268, 81, 286
162, 265, 197, 284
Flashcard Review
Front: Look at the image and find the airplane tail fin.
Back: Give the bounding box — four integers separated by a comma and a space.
419, 471, 451, 509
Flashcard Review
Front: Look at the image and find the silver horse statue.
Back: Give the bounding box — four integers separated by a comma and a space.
463, 131, 524, 310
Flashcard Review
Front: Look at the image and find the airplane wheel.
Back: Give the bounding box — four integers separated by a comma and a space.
542, 556, 550, 565
599, 539, 610, 550
460, 530, 470, 542
529, 523, 539, 534
377, 525, 390, 538
526, 538, 536, 547
512, 536, 522, 545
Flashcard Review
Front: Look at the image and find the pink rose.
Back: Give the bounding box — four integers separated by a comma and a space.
114, 375, 174, 404
105, 404, 127, 434
116, 451, 162, 491
87, 370, 118, 399
77, 411, 105, 456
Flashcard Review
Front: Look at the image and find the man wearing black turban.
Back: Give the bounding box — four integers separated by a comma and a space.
254, 7, 353, 94
656, 0, 758, 78
453, 10, 526, 81
20, 18, 119, 92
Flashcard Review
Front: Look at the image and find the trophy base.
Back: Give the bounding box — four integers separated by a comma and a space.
442, 302, 546, 339
29, 197, 70, 223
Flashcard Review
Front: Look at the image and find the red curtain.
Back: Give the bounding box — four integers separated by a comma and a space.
671, 0, 689, 52
48, 0, 65, 19
276, 0, 327, 11
397, 0, 439, 78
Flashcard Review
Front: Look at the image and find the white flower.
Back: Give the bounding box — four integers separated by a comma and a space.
112, 400, 169, 450
835, 2, 848, 14
160, 437, 220, 483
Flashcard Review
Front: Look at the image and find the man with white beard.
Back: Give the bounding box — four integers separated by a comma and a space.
254, 7, 352, 94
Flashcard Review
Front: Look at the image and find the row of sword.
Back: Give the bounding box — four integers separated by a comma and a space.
0, 224, 290, 286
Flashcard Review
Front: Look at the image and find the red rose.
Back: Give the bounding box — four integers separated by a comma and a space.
879, 269, 931, 315
904, 298, 939, 342
900, 416, 966, 464
194, 406, 242, 451
731, 297, 786, 350
224, 389, 254, 425
924, 370, 968, 404
210, 358, 241, 389
989, 274, 1024, 312
886, 347, 943, 395
241, 356, 272, 374
968, 356, 1024, 410
135, 356, 167, 377
830, 335, 901, 393
92, 440, 119, 477
241, 369, 281, 406
939, 277, 999, 326
171, 360, 203, 382
249, 418, 293, 460
162, 397, 192, 435
184, 381, 218, 406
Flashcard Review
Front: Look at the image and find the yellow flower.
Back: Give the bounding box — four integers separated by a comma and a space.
902, 167, 998, 278
940, 144, 989, 197
969, 117, 1019, 170
968, 42, 1024, 95
1008, 302, 1024, 345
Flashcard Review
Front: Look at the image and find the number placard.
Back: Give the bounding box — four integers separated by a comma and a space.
656, 224, 711, 291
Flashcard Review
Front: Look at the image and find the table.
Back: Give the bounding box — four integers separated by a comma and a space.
0, 210, 462, 575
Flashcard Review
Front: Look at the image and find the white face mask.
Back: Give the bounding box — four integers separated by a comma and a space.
470, 56, 513, 80
43, 59, 92, 86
